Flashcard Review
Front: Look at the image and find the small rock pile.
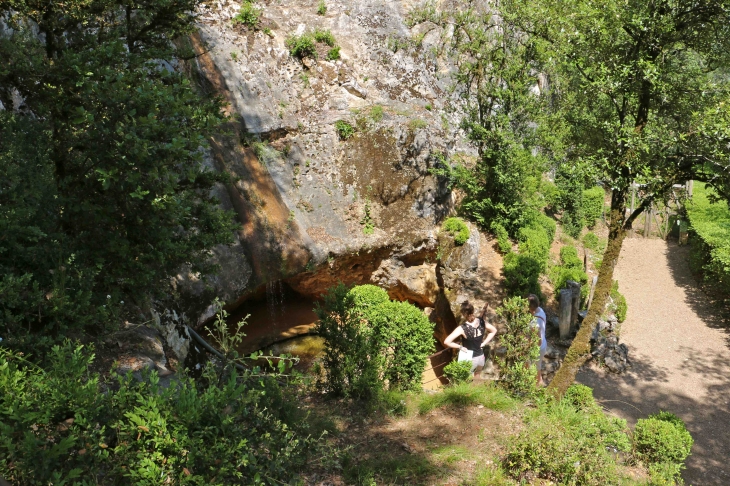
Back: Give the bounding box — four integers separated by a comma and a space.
591, 315, 631, 373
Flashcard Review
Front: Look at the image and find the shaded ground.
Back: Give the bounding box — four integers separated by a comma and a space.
578, 238, 730, 485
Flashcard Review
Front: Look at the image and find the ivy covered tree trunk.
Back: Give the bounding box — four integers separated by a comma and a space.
548, 188, 649, 397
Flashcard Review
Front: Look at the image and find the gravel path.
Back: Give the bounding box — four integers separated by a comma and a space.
577, 238, 730, 485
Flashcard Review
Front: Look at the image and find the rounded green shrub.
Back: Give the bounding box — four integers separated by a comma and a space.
313, 28, 337, 46
491, 222, 512, 254
232, 1, 262, 28
560, 245, 583, 270
348, 284, 390, 309
518, 226, 550, 271
443, 360, 473, 385
583, 186, 605, 228
442, 217, 470, 245
316, 284, 434, 396
634, 413, 693, 466
533, 213, 557, 243
503, 252, 543, 297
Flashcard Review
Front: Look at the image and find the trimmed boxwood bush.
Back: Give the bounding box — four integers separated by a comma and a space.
583, 186, 605, 228
443, 360, 473, 385
442, 217, 470, 245
315, 284, 434, 397
634, 411, 693, 472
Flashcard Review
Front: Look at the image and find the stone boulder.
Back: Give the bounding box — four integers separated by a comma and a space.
371, 259, 439, 307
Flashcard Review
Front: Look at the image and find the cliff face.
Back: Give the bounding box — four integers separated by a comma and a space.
166, 0, 479, 330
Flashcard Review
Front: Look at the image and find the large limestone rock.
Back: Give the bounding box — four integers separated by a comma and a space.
371, 259, 439, 307
169, 0, 478, 325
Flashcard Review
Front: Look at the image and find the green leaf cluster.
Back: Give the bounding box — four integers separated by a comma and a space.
443, 360, 473, 385
491, 222, 513, 254
334, 120, 356, 140
504, 385, 631, 484
0, 342, 311, 485
549, 245, 588, 295
610, 280, 628, 323
286, 33, 317, 59
419, 4, 551, 235
441, 217, 470, 246
314, 285, 434, 398
493, 297, 540, 396
634, 412, 694, 483
583, 187, 605, 229
503, 218, 555, 297
0, 1, 235, 346
232, 1, 262, 29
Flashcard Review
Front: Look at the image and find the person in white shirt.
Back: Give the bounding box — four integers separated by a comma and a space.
528, 294, 547, 386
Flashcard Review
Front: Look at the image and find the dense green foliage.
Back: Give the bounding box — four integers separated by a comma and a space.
504, 386, 631, 484
610, 280, 628, 323
314, 285, 434, 398
582, 187, 605, 229
442, 217, 470, 246
503, 218, 554, 297
491, 222, 513, 254
493, 297, 539, 396
325, 46, 341, 61
0, 342, 310, 485
313, 28, 336, 47
686, 182, 730, 294
0, 0, 234, 348
317, 0, 327, 15
582, 232, 601, 252
232, 1, 262, 28
443, 360, 473, 385
334, 120, 356, 140
418, 3, 550, 235
550, 245, 588, 294
285, 33, 317, 59
634, 412, 694, 483
505, 0, 730, 396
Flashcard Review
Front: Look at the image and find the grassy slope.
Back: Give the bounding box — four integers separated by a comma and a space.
299, 383, 650, 485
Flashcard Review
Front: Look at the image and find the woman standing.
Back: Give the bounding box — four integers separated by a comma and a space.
444, 301, 497, 374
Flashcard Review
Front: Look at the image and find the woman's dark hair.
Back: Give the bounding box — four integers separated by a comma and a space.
460, 301, 475, 318
528, 294, 540, 310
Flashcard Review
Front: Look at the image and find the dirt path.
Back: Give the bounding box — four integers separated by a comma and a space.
577, 238, 730, 485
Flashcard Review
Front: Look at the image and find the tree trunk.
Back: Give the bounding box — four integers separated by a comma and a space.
547, 189, 630, 398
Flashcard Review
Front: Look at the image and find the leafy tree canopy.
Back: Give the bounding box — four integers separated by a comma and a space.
500, 0, 730, 395
0, 1, 235, 345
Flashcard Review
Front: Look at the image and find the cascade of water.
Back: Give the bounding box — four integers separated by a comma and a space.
265, 280, 286, 325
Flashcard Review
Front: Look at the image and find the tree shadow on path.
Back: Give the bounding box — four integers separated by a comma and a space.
665, 241, 730, 349
578, 239, 730, 485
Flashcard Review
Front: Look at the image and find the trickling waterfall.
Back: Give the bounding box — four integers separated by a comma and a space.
265, 280, 286, 326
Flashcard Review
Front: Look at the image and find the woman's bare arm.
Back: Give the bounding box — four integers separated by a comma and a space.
444, 326, 466, 350
481, 322, 497, 348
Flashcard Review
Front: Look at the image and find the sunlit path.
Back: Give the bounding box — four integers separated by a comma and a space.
578, 238, 730, 485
